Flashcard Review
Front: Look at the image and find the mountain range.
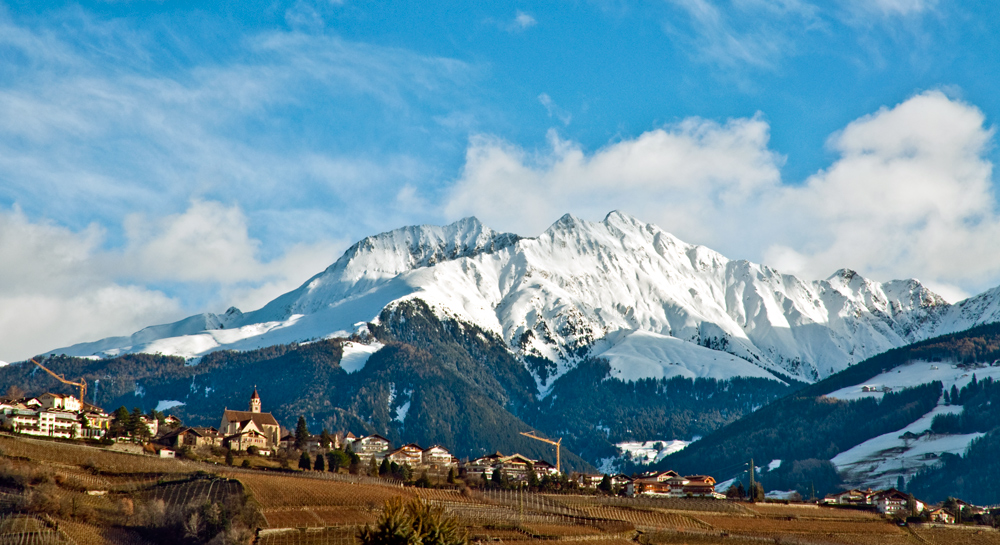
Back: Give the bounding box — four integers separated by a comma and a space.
8, 211, 1000, 497
49, 211, 1000, 385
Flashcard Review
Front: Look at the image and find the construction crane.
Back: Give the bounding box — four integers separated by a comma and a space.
30, 358, 87, 402
520, 431, 562, 474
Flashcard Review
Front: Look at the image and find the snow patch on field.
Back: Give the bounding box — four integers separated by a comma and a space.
155, 400, 185, 412
826, 360, 1000, 402
617, 440, 691, 464
340, 341, 383, 373
832, 404, 984, 490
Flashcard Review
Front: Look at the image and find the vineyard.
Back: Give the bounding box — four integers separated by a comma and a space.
2, 434, 1000, 545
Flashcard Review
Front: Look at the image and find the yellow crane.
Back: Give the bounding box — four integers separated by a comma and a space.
520, 431, 562, 474
30, 358, 87, 402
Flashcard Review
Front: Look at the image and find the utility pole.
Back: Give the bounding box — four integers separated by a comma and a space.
749, 458, 755, 502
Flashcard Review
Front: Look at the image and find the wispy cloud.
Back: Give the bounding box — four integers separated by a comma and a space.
664, 0, 819, 71
513, 11, 537, 30
538, 93, 572, 125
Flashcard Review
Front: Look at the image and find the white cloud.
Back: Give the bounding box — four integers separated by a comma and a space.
446, 116, 781, 241
513, 11, 537, 30
0, 201, 343, 363
446, 91, 1000, 300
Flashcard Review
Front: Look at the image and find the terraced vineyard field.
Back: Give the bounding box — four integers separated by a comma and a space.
231, 472, 415, 509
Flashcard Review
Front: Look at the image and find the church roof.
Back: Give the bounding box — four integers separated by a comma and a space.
251, 387, 260, 400
223, 409, 279, 428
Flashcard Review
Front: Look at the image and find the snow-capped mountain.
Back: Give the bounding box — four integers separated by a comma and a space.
47, 211, 998, 385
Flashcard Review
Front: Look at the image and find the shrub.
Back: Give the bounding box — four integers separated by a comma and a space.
358, 498, 467, 545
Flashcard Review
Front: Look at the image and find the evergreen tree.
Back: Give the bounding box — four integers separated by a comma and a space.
598, 474, 612, 493
380, 458, 391, 476
299, 451, 312, 470
328, 450, 350, 472
368, 457, 379, 477
295, 416, 310, 449
447, 467, 457, 485
491, 468, 503, 487
737, 482, 746, 499
415, 471, 432, 488
320, 429, 333, 449
315, 452, 326, 471
111, 406, 131, 437
225, 449, 234, 466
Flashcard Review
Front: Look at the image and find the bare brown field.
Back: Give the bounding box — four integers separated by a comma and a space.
257, 527, 358, 545
232, 471, 414, 509
58, 519, 155, 545
575, 506, 711, 531
746, 503, 883, 520
262, 507, 377, 529
520, 522, 603, 536
0, 436, 190, 475
912, 525, 1000, 545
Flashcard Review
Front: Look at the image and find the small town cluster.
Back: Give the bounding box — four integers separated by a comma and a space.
0, 387, 988, 523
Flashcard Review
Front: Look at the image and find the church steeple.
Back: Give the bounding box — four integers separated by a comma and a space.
250, 386, 261, 413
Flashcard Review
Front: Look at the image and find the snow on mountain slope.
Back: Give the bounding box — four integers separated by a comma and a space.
824, 359, 1000, 490
46, 211, 984, 385
591, 330, 782, 383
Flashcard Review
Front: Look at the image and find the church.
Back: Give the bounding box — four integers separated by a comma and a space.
220, 387, 281, 452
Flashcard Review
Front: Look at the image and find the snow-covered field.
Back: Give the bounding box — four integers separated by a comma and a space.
823, 361, 1000, 490
826, 360, 1000, 402
832, 404, 984, 490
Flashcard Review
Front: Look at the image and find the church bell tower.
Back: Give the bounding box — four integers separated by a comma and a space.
250, 387, 261, 413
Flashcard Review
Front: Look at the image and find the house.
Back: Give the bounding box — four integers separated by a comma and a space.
926, 507, 954, 524
159, 426, 223, 450
139, 415, 159, 437
351, 434, 391, 461
163, 415, 182, 428
421, 445, 458, 471
224, 427, 271, 454
38, 393, 83, 413
220, 388, 281, 449
872, 489, 921, 516
823, 488, 875, 506
463, 452, 557, 483
682, 475, 718, 498
610, 474, 632, 492
5, 407, 81, 439
633, 470, 681, 495
575, 474, 605, 488
385, 443, 424, 467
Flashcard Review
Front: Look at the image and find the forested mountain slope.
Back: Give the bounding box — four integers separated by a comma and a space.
657, 322, 1000, 502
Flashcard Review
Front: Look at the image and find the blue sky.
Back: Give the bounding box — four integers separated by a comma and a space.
2, 0, 1000, 361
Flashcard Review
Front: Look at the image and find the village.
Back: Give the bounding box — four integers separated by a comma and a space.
1, 386, 995, 528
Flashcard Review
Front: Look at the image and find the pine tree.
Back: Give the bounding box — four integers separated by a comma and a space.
380, 458, 391, 476
315, 452, 326, 471
320, 429, 333, 449
368, 457, 379, 477
295, 416, 309, 449
447, 467, 457, 485
491, 468, 503, 487
598, 474, 612, 493
299, 451, 312, 470
225, 449, 234, 466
